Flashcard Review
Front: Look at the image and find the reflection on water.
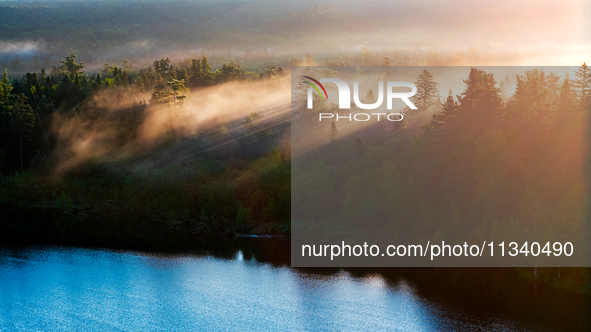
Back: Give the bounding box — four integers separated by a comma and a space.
0, 245, 566, 331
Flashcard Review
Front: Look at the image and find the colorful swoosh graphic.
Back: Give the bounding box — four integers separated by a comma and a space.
302, 76, 328, 100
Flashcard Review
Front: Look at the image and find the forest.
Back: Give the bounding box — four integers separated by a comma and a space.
0, 46, 589, 259
0, 49, 292, 249
0, 0, 589, 296
292, 66, 590, 264
288, 63, 590, 293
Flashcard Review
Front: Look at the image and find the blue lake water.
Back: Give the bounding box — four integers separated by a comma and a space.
0, 245, 571, 331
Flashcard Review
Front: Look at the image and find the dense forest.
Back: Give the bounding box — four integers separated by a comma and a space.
1, 46, 589, 263
289, 64, 590, 292
293, 66, 590, 259
0, 49, 292, 249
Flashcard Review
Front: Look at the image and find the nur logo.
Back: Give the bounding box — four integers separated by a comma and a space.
302, 76, 328, 101
303, 76, 418, 111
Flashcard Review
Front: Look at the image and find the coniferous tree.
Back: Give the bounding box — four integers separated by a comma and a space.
362, 87, 377, 104
95, 72, 102, 88
574, 63, 591, 110
426, 94, 458, 139
39, 67, 47, 81
10, 94, 35, 171
200, 56, 214, 86
216, 62, 242, 84
411, 69, 440, 112
1, 71, 35, 171
167, 79, 186, 104
557, 76, 578, 118
73, 73, 81, 94
43, 76, 53, 95
151, 76, 172, 104
59, 49, 85, 79
0, 69, 12, 109
456, 67, 502, 135
189, 58, 203, 87
328, 120, 338, 141
133, 76, 145, 93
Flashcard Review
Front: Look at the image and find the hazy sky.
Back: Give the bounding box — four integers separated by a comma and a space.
290, 0, 591, 64
0, 0, 589, 65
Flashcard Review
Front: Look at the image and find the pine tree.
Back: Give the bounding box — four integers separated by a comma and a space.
189, 58, 203, 87
1, 73, 35, 171
362, 87, 377, 104
10, 94, 35, 171
39, 67, 46, 82
201, 56, 214, 86
216, 62, 242, 84
574, 63, 591, 110
151, 76, 172, 104
557, 76, 577, 117
412, 69, 440, 112
59, 49, 85, 78
429, 94, 458, 135
456, 67, 502, 135
73, 73, 81, 94
0, 69, 12, 103
44, 76, 52, 95
328, 121, 338, 141
95, 72, 102, 87
167, 79, 186, 104
132, 76, 143, 93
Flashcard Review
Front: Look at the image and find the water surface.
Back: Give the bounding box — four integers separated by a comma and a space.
0, 245, 576, 331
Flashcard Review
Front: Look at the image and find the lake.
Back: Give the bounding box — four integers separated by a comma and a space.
0, 239, 588, 331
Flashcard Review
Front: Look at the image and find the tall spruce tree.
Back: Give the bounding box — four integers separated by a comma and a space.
328, 121, 338, 141
574, 63, 591, 110
412, 69, 440, 112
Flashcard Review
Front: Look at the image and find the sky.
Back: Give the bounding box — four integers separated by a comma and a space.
1, 0, 589, 65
